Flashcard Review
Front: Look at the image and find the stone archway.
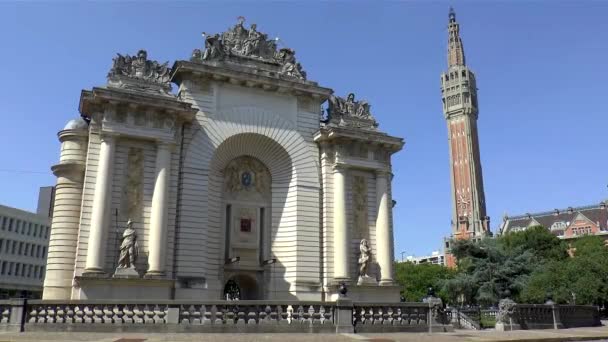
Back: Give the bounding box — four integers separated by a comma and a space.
224, 274, 259, 300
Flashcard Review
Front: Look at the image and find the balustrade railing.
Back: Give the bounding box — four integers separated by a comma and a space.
513, 304, 555, 329
26, 303, 169, 324
352, 303, 430, 332
0, 300, 10, 325
178, 302, 334, 326
0, 299, 598, 333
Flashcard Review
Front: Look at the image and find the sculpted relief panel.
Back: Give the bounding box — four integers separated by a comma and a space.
224, 156, 270, 196
353, 175, 369, 241
121, 147, 144, 221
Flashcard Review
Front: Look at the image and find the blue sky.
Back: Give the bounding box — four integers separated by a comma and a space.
0, 1, 606, 257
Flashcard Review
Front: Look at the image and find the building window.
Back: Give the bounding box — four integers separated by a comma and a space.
18, 242, 23, 255
0, 216, 5, 230
0, 239, 3, 253
33, 224, 37, 237
572, 226, 592, 236
31, 244, 35, 257
8, 262, 14, 276
15, 263, 21, 277
44, 226, 49, 239
24, 243, 29, 256
42, 246, 47, 258
27, 223, 32, 235
11, 241, 16, 254
36, 245, 41, 258
34, 266, 38, 278
0, 261, 5, 275
8, 218, 13, 232
21, 221, 26, 234
28, 265, 32, 278
39, 266, 44, 279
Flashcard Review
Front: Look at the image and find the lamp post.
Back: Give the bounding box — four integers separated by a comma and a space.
225, 256, 240, 265
263, 258, 277, 299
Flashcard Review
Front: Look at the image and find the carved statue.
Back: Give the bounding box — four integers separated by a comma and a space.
277, 48, 306, 79
358, 239, 372, 278
242, 24, 262, 56
192, 17, 306, 80
117, 219, 138, 269
496, 298, 517, 324
328, 93, 378, 129
202, 34, 226, 61
107, 49, 171, 93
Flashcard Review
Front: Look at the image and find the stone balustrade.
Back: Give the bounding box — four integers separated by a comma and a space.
4, 299, 598, 334
353, 303, 444, 333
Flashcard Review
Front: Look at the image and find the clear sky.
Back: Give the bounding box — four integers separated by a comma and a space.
0, 1, 606, 257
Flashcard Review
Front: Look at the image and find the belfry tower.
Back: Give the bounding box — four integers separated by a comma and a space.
441, 8, 490, 243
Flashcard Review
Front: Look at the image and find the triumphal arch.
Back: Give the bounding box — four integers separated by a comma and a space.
43, 19, 404, 301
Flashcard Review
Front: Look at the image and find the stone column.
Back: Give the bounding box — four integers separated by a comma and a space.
84, 134, 115, 275
146, 142, 171, 278
375, 170, 394, 285
44, 128, 88, 299
333, 164, 349, 282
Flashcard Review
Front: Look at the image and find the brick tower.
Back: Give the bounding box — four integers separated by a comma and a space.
441, 8, 490, 254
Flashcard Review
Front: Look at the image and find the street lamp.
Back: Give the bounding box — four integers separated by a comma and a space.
225, 256, 240, 264
263, 258, 277, 299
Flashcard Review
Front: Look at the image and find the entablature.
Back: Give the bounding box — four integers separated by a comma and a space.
171, 60, 333, 101
79, 87, 197, 144
314, 126, 404, 154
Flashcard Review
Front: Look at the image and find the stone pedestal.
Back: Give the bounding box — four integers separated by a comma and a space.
327, 283, 400, 302
335, 298, 354, 333
113, 267, 140, 279
74, 276, 173, 300
357, 275, 378, 286
495, 320, 520, 331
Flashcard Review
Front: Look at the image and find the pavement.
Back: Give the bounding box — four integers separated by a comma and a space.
1, 326, 608, 342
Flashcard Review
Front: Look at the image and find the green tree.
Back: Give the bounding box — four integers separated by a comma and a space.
442, 237, 535, 306
500, 225, 569, 262
521, 235, 608, 305
394, 262, 456, 302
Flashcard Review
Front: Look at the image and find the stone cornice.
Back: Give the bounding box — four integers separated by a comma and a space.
51, 162, 86, 177
314, 126, 404, 153
79, 87, 197, 123
171, 60, 333, 101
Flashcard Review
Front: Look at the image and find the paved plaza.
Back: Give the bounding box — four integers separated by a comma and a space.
1, 326, 608, 342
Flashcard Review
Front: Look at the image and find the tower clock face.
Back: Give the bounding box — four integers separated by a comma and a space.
457, 193, 470, 211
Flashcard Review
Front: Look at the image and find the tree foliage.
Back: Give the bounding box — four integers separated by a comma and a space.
520, 235, 608, 305
395, 227, 608, 306
394, 262, 456, 302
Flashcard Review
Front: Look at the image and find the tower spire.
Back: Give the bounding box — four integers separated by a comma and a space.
440, 9, 489, 268
447, 7, 466, 67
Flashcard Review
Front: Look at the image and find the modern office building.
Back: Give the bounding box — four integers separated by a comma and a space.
0, 204, 51, 299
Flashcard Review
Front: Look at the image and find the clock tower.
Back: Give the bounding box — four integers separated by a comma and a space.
441, 8, 490, 245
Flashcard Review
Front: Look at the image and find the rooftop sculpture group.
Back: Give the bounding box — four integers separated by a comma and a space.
191, 17, 307, 80
107, 50, 172, 94
328, 93, 378, 129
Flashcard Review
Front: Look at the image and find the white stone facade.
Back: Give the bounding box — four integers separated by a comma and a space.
43, 21, 403, 301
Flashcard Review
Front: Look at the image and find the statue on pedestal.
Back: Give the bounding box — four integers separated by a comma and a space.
357, 239, 376, 285
114, 219, 139, 278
